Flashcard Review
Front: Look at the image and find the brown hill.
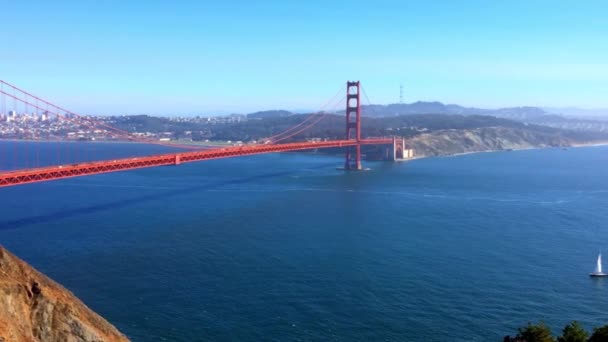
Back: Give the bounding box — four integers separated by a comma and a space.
0, 246, 129, 342
408, 126, 575, 157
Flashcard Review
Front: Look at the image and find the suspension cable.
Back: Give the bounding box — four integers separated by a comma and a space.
263, 85, 345, 142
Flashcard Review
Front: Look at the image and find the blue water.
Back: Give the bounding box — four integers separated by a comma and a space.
1, 142, 608, 341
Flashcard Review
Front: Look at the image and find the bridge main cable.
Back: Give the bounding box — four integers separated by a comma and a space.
263, 85, 345, 143
270, 97, 345, 144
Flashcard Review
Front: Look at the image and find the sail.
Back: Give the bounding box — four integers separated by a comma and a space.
596, 253, 603, 274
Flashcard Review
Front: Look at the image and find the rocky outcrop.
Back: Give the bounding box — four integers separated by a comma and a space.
408, 126, 574, 157
0, 246, 129, 342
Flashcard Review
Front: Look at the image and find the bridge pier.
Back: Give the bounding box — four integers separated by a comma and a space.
386, 137, 414, 161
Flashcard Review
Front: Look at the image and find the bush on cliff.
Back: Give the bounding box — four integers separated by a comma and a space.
504, 321, 608, 342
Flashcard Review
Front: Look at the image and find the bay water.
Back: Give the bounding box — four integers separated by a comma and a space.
1, 141, 608, 341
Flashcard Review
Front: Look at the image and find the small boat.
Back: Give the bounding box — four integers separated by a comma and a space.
590, 253, 608, 277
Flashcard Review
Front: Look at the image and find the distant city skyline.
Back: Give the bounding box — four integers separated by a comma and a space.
2, 0, 608, 115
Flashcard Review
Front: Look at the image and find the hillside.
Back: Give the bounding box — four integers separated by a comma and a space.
200, 113, 608, 147
0, 246, 129, 342
247, 110, 294, 119
106, 112, 608, 157
357, 102, 551, 120
408, 126, 575, 157
358, 102, 608, 133
191, 113, 530, 142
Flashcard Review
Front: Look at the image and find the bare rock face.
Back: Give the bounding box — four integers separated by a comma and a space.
0, 246, 130, 342
408, 126, 572, 157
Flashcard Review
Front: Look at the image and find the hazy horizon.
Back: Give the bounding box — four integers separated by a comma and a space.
79, 102, 608, 118
3, 1, 608, 114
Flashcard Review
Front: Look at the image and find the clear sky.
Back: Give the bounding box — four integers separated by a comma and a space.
2, 0, 608, 115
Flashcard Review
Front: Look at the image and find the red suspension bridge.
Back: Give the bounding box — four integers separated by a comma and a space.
0, 81, 409, 188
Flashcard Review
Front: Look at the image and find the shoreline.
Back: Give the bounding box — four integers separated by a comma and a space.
418, 140, 608, 160
2, 138, 608, 164
0, 138, 223, 149
571, 141, 608, 148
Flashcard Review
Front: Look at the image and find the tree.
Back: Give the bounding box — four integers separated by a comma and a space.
589, 325, 608, 342
557, 321, 587, 342
517, 322, 555, 342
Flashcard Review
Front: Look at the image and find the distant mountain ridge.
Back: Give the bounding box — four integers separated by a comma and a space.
358, 102, 552, 121
544, 106, 608, 118
209, 103, 608, 122
242, 103, 553, 122
247, 110, 294, 119
113, 103, 608, 139
354, 102, 608, 133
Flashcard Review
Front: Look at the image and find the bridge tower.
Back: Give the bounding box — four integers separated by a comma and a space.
344, 81, 362, 170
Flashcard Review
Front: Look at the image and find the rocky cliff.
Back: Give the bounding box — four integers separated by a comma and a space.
408, 126, 579, 157
0, 246, 129, 342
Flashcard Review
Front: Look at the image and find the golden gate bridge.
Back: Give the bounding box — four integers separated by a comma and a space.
0, 81, 409, 188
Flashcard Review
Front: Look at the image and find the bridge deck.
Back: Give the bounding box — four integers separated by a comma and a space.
0, 139, 394, 188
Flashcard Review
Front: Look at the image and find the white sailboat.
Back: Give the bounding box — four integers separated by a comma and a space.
590, 253, 608, 277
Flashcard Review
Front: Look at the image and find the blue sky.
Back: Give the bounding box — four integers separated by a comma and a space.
2, 0, 608, 115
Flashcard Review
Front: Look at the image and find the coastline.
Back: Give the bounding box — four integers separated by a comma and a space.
421, 140, 608, 160
3, 138, 608, 164
571, 141, 608, 148
0, 138, 222, 149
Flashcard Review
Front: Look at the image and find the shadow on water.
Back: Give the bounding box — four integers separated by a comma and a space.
0, 162, 337, 230
591, 277, 606, 290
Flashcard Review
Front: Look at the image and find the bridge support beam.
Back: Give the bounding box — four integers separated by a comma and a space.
387, 137, 415, 161
344, 81, 362, 170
